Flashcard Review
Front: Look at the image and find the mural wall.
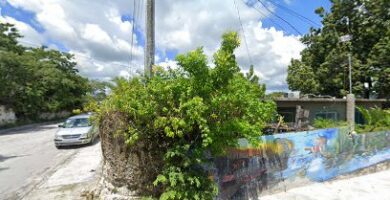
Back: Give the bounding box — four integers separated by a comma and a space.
214, 128, 390, 200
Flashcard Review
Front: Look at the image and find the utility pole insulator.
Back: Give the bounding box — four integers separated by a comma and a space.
144, 0, 155, 77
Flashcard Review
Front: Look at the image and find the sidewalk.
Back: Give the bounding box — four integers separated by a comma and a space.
26, 142, 102, 200
260, 169, 390, 200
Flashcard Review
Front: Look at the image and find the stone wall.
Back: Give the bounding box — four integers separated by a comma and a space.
0, 105, 17, 126
99, 113, 390, 199
39, 111, 71, 120
99, 112, 164, 199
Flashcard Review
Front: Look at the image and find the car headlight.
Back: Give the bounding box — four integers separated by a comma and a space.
80, 132, 90, 139
54, 134, 61, 139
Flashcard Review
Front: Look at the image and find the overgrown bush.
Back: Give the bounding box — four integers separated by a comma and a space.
313, 118, 348, 129
356, 106, 390, 132
98, 32, 275, 199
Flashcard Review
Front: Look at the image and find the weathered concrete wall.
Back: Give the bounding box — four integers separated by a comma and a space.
99, 112, 164, 199
0, 105, 17, 126
39, 111, 71, 120
214, 128, 390, 199
99, 111, 390, 199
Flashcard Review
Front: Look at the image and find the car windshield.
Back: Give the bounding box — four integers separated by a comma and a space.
63, 118, 90, 128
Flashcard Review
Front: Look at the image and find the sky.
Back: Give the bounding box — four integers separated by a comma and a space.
0, 0, 331, 92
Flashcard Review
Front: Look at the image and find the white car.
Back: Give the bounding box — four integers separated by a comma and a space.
54, 114, 98, 148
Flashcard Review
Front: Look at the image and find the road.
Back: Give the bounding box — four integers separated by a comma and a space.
0, 123, 101, 200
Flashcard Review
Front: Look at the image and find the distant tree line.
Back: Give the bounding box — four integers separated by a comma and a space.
287, 0, 390, 99
0, 23, 106, 120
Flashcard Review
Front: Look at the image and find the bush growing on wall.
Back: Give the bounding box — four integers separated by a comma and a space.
356, 107, 390, 132
313, 118, 348, 129
98, 32, 276, 199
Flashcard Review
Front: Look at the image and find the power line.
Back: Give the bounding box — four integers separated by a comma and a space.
140, 0, 145, 24
233, 0, 253, 65
257, 0, 302, 35
129, 0, 137, 68
136, 0, 143, 24
266, 0, 321, 27
242, 0, 288, 33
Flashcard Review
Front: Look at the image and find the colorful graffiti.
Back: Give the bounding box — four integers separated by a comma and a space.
214, 128, 390, 199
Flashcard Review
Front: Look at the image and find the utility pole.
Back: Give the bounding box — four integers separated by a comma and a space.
348, 52, 352, 94
144, 0, 155, 77
340, 16, 355, 132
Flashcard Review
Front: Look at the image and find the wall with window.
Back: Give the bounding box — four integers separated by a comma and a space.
276, 101, 345, 124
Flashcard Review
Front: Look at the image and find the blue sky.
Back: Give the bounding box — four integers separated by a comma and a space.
0, 0, 331, 91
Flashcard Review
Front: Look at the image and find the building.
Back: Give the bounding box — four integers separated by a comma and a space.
275, 98, 389, 125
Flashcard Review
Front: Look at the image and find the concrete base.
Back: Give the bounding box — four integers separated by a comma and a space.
346, 94, 355, 131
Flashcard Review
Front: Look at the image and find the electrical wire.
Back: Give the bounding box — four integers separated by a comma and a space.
266, 0, 321, 27
233, 0, 253, 65
245, 0, 288, 33
257, 0, 302, 35
129, 0, 137, 68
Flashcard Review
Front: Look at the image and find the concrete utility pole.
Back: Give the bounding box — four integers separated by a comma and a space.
144, 0, 155, 77
348, 52, 352, 94
340, 16, 355, 132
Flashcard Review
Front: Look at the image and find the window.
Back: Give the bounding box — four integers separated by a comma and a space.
63, 118, 91, 128
279, 112, 295, 123
277, 107, 296, 123
315, 111, 338, 121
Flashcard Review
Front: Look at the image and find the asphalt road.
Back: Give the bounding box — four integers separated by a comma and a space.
0, 123, 95, 199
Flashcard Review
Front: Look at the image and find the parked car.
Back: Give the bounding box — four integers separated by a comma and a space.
54, 113, 98, 148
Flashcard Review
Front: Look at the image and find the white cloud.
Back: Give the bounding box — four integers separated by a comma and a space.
0, 15, 45, 46
153, 0, 304, 91
235, 22, 304, 90
5, 0, 305, 91
82, 24, 112, 45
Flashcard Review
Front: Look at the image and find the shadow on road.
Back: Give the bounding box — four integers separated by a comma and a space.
0, 167, 10, 172
0, 124, 58, 136
0, 154, 30, 163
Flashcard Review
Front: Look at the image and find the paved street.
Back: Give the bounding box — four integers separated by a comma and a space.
0, 123, 101, 200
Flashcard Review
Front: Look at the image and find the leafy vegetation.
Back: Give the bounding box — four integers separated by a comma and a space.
356, 107, 390, 132
98, 32, 276, 199
0, 23, 90, 119
287, 0, 390, 98
265, 92, 286, 100
313, 118, 347, 129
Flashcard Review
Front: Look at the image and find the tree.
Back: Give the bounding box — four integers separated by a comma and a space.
367, 31, 390, 98
287, 0, 390, 98
0, 23, 89, 119
98, 32, 276, 199
87, 80, 112, 102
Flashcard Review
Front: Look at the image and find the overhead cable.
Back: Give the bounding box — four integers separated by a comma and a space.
233, 0, 253, 65
257, 0, 302, 35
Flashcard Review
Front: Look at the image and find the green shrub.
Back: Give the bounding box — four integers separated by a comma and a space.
356, 106, 390, 132
313, 118, 348, 129
98, 32, 276, 199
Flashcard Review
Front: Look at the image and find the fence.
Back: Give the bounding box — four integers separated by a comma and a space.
214, 128, 390, 199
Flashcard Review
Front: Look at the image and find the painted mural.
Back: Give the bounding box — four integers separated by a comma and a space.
214, 128, 390, 200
